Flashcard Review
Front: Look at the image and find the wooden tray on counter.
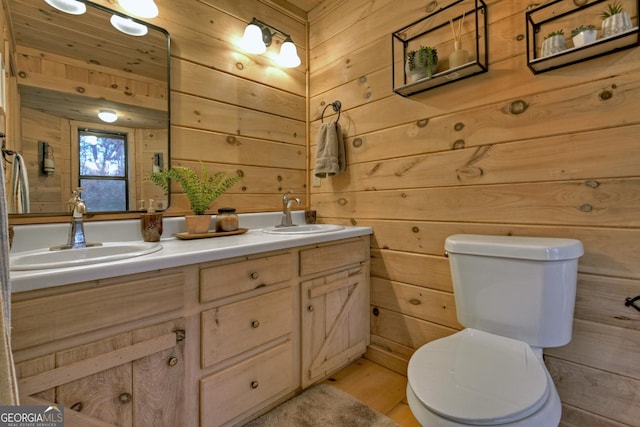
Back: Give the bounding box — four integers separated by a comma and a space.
174, 228, 249, 240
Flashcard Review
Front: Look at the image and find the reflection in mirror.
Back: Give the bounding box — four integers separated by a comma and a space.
6, 0, 170, 216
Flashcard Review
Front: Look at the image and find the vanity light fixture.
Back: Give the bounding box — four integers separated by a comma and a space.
239, 18, 301, 68
110, 15, 148, 36
118, 0, 159, 18
98, 110, 118, 123
44, 0, 86, 15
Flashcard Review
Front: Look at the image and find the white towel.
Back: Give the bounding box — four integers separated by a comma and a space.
0, 157, 19, 405
10, 153, 29, 214
314, 121, 346, 178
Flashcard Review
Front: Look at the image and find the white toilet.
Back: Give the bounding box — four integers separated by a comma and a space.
407, 234, 584, 427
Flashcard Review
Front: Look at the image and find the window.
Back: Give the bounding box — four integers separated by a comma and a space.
78, 129, 129, 211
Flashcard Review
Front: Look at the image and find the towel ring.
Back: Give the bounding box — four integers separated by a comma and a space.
321, 100, 342, 124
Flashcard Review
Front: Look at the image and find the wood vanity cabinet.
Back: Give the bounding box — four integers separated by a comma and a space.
10, 235, 371, 427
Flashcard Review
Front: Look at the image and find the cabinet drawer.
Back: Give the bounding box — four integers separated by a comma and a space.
200, 341, 293, 427
200, 253, 292, 303
12, 272, 184, 351
300, 239, 367, 276
201, 287, 293, 367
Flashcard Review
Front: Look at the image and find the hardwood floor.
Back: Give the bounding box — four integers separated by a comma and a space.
323, 358, 421, 427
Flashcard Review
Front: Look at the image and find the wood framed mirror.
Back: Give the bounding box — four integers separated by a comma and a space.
4, 0, 170, 218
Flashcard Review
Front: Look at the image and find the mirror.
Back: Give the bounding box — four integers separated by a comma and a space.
6, 0, 170, 216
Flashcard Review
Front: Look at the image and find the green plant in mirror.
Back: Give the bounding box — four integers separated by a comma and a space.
149, 163, 240, 215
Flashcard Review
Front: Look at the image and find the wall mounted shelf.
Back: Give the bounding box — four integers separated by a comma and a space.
526, 0, 640, 74
392, 0, 488, 97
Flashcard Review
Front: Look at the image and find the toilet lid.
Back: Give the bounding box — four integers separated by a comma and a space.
408, 329, 549, 425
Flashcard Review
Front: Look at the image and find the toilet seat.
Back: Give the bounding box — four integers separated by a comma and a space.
408, 329, 549, 425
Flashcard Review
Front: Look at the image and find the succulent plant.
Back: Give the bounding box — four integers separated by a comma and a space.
571, 24, 597, 37
602, 2, 624, 19
545, 29, 565, 39
406, 46, 438, 71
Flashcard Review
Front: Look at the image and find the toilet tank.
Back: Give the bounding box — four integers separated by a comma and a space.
444, 234, 584, 348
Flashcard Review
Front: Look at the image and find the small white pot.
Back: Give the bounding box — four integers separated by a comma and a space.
541, 34, 567, 57
572, 29, 598, 48
602, 12, 632, 38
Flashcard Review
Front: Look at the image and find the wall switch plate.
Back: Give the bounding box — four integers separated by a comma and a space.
312, 176, 321, 187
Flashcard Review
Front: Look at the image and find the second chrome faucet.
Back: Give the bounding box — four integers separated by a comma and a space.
279, 191, 301, 227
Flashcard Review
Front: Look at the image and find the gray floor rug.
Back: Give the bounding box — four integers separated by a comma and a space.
244, 383, 400, 427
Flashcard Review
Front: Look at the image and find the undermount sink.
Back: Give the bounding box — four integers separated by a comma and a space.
10, 242, 162, 271
261, 224, 345, 235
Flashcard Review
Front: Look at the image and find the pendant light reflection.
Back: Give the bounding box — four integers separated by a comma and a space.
44, 0, 86, 15
118, 0, 159, 18
110, 15, 148, 36
98, 110, 118, 123
239, 18, 301, 68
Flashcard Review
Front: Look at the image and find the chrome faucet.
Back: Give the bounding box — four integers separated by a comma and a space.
51, 188, 101, 250
279, 191, 301, 227
67, 187, 88, 249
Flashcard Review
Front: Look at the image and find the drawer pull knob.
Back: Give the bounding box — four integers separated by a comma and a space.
251, 380, 259, 389
251, 320, 260, 328
168, 357, 179, 367
307, 305, 315, 312
250, 272, 260, 280
70, 402, 83, 412
119, 393, 132, 404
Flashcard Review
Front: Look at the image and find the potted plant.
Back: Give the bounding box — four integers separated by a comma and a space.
571, 24, 598, 47
541, 29, 566, 57
601, 2, 632, 38
149, 163, 240, 234
405, 46, 438, 83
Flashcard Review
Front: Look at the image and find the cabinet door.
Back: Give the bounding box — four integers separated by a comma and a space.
16, 320, 184, 427
301, 266, 369, 388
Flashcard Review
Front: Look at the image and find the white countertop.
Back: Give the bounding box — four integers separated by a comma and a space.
10, 212, 372, 293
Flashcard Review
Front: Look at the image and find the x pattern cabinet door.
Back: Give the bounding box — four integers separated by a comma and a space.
301, 266, 369, 388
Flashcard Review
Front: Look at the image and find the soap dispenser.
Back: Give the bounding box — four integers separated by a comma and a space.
141, 199, 163, 242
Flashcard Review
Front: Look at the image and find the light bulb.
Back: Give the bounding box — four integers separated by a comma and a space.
118, 0, 159, 18
44, 0, 86, 15
239, 24, 267, 54
277, 39, 301, 68
110, 15, 148, 36
98, 110, 118, 123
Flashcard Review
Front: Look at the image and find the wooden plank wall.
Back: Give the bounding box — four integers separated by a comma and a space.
98, 0, 309, 215
307, 0, 640, 426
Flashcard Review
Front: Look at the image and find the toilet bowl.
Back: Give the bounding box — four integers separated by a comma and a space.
406, 329, 561, 427
406, 234, 583, 427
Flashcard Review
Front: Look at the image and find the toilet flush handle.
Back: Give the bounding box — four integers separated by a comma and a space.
444, 250, 449, 258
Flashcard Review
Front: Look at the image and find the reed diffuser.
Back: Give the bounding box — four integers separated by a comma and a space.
449, 11, 470, 69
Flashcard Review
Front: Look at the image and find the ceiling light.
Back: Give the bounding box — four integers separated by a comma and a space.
239, 18, 301, 68
118, 0, 159, 18
98, 110, 118, 123
110, 15, 148, 37
44, 0, 86, 15
277, 37, 301, 68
